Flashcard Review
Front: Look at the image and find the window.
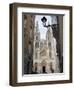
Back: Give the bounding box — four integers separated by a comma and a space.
40, 42, 43, 48
36, 36, 38, 40
35, 42, 39, 48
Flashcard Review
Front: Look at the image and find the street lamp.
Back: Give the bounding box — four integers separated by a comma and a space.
41, 16, 58, 29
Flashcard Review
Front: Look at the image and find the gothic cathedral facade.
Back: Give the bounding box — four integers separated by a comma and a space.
33, 22, 60, 74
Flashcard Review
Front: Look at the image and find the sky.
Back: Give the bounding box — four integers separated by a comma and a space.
35, 15, 52, 40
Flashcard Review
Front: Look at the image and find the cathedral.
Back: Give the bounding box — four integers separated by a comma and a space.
33, 22, 60, 74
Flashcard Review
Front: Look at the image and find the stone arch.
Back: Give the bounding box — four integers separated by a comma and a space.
41, 60, 47, 73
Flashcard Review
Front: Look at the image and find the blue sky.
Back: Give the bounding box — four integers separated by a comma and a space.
35, 15, 52, 40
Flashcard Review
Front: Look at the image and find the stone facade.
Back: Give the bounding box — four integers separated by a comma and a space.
23, 14, 35, 74
33, 22, 60, 74
51, 16, 63, 72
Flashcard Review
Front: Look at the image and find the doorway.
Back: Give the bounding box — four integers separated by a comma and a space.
42, 66, 46, 73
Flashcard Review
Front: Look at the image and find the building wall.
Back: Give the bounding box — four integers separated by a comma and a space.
33, 22, 60, 74
23, 14, 35, 74
51, 16, 63, 72
58, 16, 63, 72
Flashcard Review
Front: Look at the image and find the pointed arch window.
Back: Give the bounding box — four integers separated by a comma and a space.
36, 36, 38, 40
35, 42, 39, 48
